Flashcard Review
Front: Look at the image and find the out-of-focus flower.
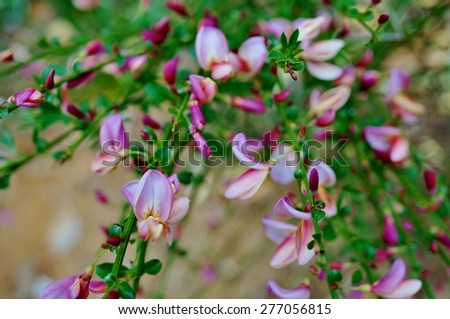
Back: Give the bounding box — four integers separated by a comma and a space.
230, 36, 268, 78
142, 17, 171, 46
309, 86, 351, 116
306, 161, 337, 217
7, 88, 44, 108
163, 57, 179, 86
45, 69, 55, 90
120, 55, 147, 76
301, 40, 345, 80
91, 114, 129, 175
189, 100, 205, 131
142, 114, 161, 130
200, 263, 217, 283
231, 96, 267, 114
72, 0, 99, 11
273, 88, 291, 103
189, 75, 217, 105
225, 169, 269, 200
267, 280, 310, 299
363, 126, 409, 165
195, 26, 233, 81
360, 70, 379, 90
166, 1, 189, 17
122, 170, 189, 244
191, 128, 212, 159
334, 65, 356, 87
383, 215, 399, 246
371, 259, 422, 298
0, 49, 13, 62
40, 267, 105, 299
423, 169, 437, 194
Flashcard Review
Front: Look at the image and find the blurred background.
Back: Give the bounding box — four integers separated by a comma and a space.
0, 0, 449, 298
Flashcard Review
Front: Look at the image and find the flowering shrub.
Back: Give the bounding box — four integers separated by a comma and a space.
0, 0, 448, 299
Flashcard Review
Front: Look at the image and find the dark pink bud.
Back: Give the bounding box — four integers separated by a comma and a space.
357, 50, 373, 68
402, 220, 414, 232
163, 57, 179, 85
85, 40, 105, 55
189, 99, 205, 131
8, 88, 44, 108
66, 104, 86, 120
309, 168, 319, 196
429, 241, 438, 254
140, 129, 152, 141
142, 17, 171, 46
95, 189, 108, 204
360, 70, 379, 90
45, 69, 55, 90
335, 65, 356, 86
166, 1, 189, 17
142, 114, 161, 129
231, 96, 266, 114
198, 10, 218, 28
299, 124, 307, 138
106, 236, 122, 247
376, 248, 392, 263
371, 0, 382, 5
378, 13, 390, 24
191, 127, 211, 158
315, 108, 336, 127
273, 88, 291, 103
423, 169, 437, 194
436, 231, 450, 249
66, 72, 96, 89
0, 49, 13, 62
382, 215, 398, 246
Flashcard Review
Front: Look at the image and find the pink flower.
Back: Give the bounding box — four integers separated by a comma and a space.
301, 40, 345, 80
91, 114, 129, 175
386, 69, 424, 124
273, 88, 291, 103
189, 100, 205, 131
306, 161, 337, 217
40, 269, 106, 299
334, 65, 356, 87
382, 215, 399, 246
230, 96, 267, 114
189, 75, 217, 105
200, 263, 217, 283
166, 1, 189, 17
191, 129, 212, 159
142, 17, 171, 46
360, 70, 379, 90
259, 18, 292, 38
233, 36, 268, 78
8, 88, 44, 108
0, 49, 13, 62
269, 144, 298, 185
363, 126, 409, 165
423, 169, 437, 194
45, 69, 55, 90
371, 259, 422, 298
267, 280, 310, 299
120, 55, 147, 76
292, 16, 327, 41
225, 169, 269, 200
72, 0, 99, 10
309, 86, 351, 116
122, 170, 189, 244
163, 57, 179, 86
195, 26, 233, 81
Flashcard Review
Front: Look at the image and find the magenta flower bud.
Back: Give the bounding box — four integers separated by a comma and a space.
189, 74, 217, 105
266, 280, 310, 299
334, 65, 356, 86
189, 100, 205, 131
0, 49, 13, 62
376, 248, 392, 263
121, 55, 147, 76
106, 235, 122, 247
436, 231, 450, 249
402, 220, 414, 232
198, 10, 218, 28
309, 168, 319, 196
231, 96, 266, 114
378, 13, 390, 24
66, 104, 86, 120
163, 57, 179, 85
191, 129, 212, 159
8, 88, 44, 108
142, 17, 171, 46
371, 0, 382, 5
273, 88, 291, 103
360, 70, 379, 90
429, 241, 438, 254
357, 50, 373, 68
315, 108, 336, 127
166, 1, 189, 17
140, 129, 152, 141
95, 189, 108, 204
142, 114, 161, 129
382, 215, 398, 246
72, 0, 99, 11
45, 69, 55, 90
65, 72, 96, 89
85, 39, 105, 55
423, 169, 437, 194
200, 263, 217, 283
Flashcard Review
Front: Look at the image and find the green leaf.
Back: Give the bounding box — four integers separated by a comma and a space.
328, 270, 343, 283
351, 269, 364, 285
108, 224, 123, 237
268, 50, 284, 60
144, 83, 171, 104
280, 32, 288, 48
312, 233, 322, 242
286, 105, 299, 120
0, 172, 11, 189
288, 29, 299, 48
290, 60, 305, 71
307, 240, 315, 250
0, 107, 8, 119
118, 281, 134, 299
177, 171, 193, 184
143, 259, 162, 275
323, 222, 337, 241
312, 209, 326, 222
96, 263, 129, 279
154, 147, 172, 165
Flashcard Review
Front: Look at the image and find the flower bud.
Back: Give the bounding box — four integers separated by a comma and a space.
423, 169, 437, 194
163, 57, 179, 86
357, 50, 373, 68
106, 235, 122, 247
382, 215, 398, 246
8, 88, 44, 108
231, 96, 266, 114
95, 189, 108, 204
429, 241, 438, 254
189, 75, 217, 105
360, 70, 379, 90
166, 1, 189, 17
309, 168, 319, 196
191, 128, 212, 158
142, 114, 161, 130
378, 13, 390, 25
85, 39, 105, 55
189, 99, 205, 131
140, 129, 152, 141
315, 108, 336, 127
142, 17, 171, 46
45, 69, 55, 90
0, 49, 13, 62
66, 104, 86, 120
273, 88, 291, 103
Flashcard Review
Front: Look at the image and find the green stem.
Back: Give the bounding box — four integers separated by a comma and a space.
132, 239, 149, 297
111, 210, 136, 278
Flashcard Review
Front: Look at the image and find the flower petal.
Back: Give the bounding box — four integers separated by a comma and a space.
389, 136, 409, 164
273, 197, 311, 220
363, 126, 402, 153
267, 280, 311, 299
302, 40, 345, 61
309, 86, 350, 116
270, 232, 297, 268
133, 170, 174, 221
270, 144, 298, 185
224, 169, 269, 200
307, 161, 336, 187
89, 281, 107, 294
296, 219, 315, 265
386, 68, 411, 102
195, 27, 229, 70
262, 215, 297, 244
238, 36, 267, 77
372, 259, 407, 295
91, 152, 121, 175
167, 197, 190, 223
40, 275, 80, 299
382, 279, 422, 299
121, 180, 139, 207
306, 61, 343, 81
99, 113, 128, 150
232, 133, 267, 169
138, 218, 164, 243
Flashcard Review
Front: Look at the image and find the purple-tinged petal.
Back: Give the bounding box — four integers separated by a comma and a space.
238, 36, 268, 77
262, 215, 297, 244
231, 96, 267, 114
372, 259, 407, 295
195, 26, 229, 70
259, 18, 292, 38
363, 126, 402, 153
381, 279, 422, 299
163, 56, 179, 85
334, 65, 356, 86
309, 85, 350, 116
270, 144, 298, 185
270, 233, 297, 268
40, 275, 79, 299
189, 75, 217, 104
211, 62, 233, 81
137, 218, 164, 243
134, 170, 174, 221
191, 130, 212, 158
89, 281, 106, 294
99, 113, 128, 150
389, 136, 409, 164
307, 161, 336, 187
383, 215, 399, 246
232, 133, 267, 169
296, 219, 315, 265
293, 16, 326, 41
315, 108, 336, 127
91, 152, 121, 175
167, 197, 190, 223
189, 99, 206, 131
168, 174, 180, 194
386, 68, 411, 102
302, 40, 345, 61
267, 280, 311, 299
224, 168, 269, 200
306, 61, 342, 81
273, 197, 311, 220
121, 180, 139, 207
